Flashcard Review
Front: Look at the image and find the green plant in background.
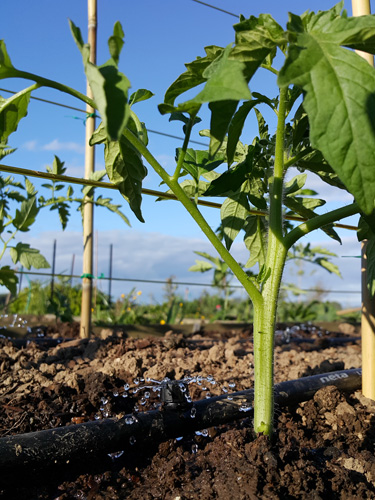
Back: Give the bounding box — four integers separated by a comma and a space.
190, 242, 340, 320
0, 91, 129, 297
9, 277, 110, 322
189, 251, 235, 319
1, 3, 375, 437
39, 155, 130, 230
0, 171, 50, 295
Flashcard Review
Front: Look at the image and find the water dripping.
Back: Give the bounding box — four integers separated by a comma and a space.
239, 402, 252, 412
108, 450, 124, 460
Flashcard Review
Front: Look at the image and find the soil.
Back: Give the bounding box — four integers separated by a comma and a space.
0, 320, 374, 499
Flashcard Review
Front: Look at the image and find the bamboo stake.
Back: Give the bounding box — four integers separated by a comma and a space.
80, 0, 97, 339
352, 0, 375, 400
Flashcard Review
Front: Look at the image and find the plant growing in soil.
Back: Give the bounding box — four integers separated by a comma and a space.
0, 2, 375, 435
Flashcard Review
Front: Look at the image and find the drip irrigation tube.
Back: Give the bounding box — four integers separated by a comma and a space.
0, 368, 362, 471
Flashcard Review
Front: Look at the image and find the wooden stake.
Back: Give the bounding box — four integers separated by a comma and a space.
352, 0, 375, 400
80, 0, 97, 339
361, 241, 375, 398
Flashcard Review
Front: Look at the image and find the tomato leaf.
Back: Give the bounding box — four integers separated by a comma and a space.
0, 91, 30, 143
10, 243, 50, 269
279, 10, 375, 215
13, 197, 39, 232
0, 265, 18, 295
69, 20, 131, 141
220, 191, 250, 250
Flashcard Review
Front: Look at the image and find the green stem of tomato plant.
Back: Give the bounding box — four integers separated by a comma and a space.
172, 112, 198, 182
123, 127, 263, 309
284, 202, 360, 249
10, 69, 96, 109
252, 86, 288, 435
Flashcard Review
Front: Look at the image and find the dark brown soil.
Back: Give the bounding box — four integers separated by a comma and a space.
0, 321, 374, 499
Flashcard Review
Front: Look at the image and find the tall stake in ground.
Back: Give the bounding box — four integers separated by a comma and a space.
80, 0, 97, 339
352, 0, 375, 401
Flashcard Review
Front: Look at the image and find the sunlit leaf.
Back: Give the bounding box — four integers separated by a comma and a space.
244, 215, 266, 269
284, 196, 341, 243
220, 192, 249, 250
176, 148, 224, 182
0, 91, 30, 143
93, 195, 130, 226
315, 257, 341, 277
231, 13, 287, 75
161, 46, 224, 109
69, 20, 131, 141
0, 41, 17, 79
279, 10, 375, 215
188, 260, 214, 272
227, 100, 260, 166
13, 197, 39, 232
129, 89, 154, 106
10, 243, 50, 269
284, 174, 307, 196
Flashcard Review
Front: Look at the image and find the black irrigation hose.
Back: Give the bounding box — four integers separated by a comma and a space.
0, 368, 362, 472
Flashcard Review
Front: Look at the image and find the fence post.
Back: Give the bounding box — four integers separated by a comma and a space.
108, 244, 113, 307
50, 239, 56, 302
80, 0, 97, 339
70, 254, 75, 287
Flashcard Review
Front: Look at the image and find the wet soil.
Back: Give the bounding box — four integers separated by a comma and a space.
0, 321, 374, 499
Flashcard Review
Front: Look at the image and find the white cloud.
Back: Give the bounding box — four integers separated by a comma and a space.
42, 139, 85, 154
3, 229, 362, 307
22, 140, 38, 151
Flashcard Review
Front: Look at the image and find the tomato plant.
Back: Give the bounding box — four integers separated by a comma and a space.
0, 2, 374, 435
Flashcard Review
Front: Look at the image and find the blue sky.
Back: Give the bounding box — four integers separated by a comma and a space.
0, 0, 365, 306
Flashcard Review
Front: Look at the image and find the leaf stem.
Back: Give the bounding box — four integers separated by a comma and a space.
12, 70, 96, 109
284, 202, 360, 250
172, 113, 197, 181
260, 64, 279, 76
284, 147, 313, 170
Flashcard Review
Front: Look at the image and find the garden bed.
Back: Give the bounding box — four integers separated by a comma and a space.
0, 321, 374, 499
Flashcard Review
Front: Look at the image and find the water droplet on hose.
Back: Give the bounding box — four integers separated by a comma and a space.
190, 407, 197, 418
108, 450, 124, 459
239, 403, 252, 412
129, 436, 136, 445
